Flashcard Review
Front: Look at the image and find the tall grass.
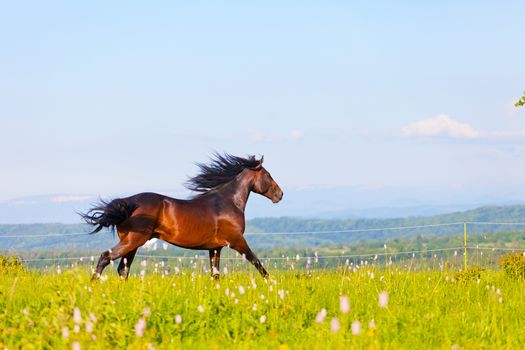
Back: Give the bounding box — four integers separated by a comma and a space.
1, 264, 524, 349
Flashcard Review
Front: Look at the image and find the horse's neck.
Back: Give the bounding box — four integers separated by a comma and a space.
215, 171, 253, 213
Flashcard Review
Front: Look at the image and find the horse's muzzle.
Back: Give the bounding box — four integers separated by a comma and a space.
272, 191, 284, 203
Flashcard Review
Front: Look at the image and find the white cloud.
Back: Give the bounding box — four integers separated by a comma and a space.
290, 129, 304, 140
489, 130, 525, 140
401, 114, 481, 139
51, 195, 96, 203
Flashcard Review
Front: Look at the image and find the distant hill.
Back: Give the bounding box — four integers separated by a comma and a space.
4, 186, 525, 223
2, 205, 525, 253
248, 205, 525, 233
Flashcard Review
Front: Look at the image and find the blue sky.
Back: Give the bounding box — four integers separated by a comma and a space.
1, 1, 525, 205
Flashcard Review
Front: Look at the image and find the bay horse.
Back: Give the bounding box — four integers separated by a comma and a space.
81, 153, 283, 280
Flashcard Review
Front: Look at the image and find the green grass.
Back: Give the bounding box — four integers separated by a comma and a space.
1, 265, 524, 349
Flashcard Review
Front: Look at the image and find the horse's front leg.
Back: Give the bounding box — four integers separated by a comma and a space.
209, 247, 223, 280
229, 236, 268, 278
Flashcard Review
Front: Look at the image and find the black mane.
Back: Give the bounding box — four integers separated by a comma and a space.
186, 153, 261, 193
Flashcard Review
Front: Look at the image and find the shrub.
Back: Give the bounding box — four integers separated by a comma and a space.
0, 256, 24, 273
453, 265, 483, 283
499, 252, 525, 279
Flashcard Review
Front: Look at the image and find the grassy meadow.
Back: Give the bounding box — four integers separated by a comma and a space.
1, 259, 525, 349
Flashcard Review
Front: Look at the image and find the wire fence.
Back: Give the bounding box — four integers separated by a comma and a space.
3, 221, 525, 238
0, 221, 469, 238
2, 221, 525, 274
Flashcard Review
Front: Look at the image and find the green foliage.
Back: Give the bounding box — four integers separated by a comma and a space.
515, 91, 525, 107
499, 252, 525, 279
0, 256, 24, 273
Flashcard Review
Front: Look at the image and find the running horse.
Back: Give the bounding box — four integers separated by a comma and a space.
81, 154, 283, 280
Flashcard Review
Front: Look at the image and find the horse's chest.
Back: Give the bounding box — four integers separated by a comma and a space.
217, 215, 244, 235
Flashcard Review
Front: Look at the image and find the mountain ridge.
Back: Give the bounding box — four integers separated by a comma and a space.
2, 204, 525, 252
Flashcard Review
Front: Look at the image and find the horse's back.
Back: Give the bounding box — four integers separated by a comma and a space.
117, 192, 169, 234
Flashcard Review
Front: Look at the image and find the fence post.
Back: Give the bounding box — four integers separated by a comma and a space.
463, 222, 467, 270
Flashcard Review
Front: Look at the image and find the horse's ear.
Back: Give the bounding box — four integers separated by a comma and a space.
254, 155, 264, 170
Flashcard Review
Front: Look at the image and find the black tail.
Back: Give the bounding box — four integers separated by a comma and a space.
80, 198, 137, 234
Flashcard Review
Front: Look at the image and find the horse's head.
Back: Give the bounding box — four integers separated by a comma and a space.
251, 156, 283, 203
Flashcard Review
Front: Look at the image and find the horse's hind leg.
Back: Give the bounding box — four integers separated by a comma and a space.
117, 248, 138, 280
92, 232, 150, 280
92, 250, 111, 280
229, 236, 268, 278
209, 248, 223, 280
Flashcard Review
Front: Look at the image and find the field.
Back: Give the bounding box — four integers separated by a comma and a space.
1, 260, 524, 349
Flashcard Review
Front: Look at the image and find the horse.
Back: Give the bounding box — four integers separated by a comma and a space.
80, 153, 283, 280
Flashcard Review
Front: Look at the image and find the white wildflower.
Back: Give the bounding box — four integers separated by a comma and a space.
379, 291, 389, 308
62, 326, 69, 339
278, 289, 285, 300
73, 308, 82, 324
330, 318, 340, 333
135, 318, 146, 337
340, 295, 350, 314
351, 320, 362, 335
85, 322, 93, 333
175, 315, 182, 324
315, 308, 327, 324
